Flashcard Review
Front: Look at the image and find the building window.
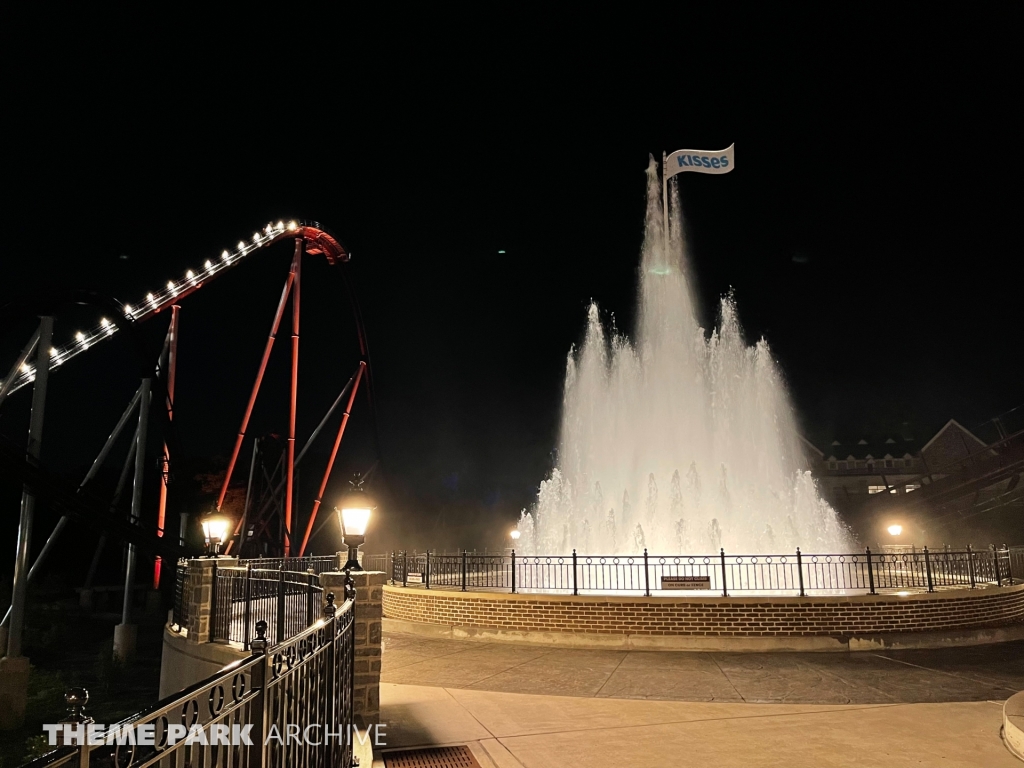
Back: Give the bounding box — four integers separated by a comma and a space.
906, 483, 921, 493
885, 460, 893, 468
828, 461, 838, 470
839, 462, 848, 470
855, 460, 865, 469
869, 485, 897, 495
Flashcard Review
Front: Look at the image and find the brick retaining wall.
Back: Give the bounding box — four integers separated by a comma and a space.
383, 583, 1024, 637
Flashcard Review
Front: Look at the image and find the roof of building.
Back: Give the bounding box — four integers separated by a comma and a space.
821, 435, 920, 460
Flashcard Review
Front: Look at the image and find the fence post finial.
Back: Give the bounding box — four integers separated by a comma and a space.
63, 687, 89, 722
56, 687, 92, 747
251, 619, 269, 656
324, 592, 337, 618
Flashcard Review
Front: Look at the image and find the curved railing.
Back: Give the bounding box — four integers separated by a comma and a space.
173, 555, 341, 646
389, 545, 1023, 596
23, 588, 356, 768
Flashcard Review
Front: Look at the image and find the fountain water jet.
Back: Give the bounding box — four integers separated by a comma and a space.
518, 157, 853, 555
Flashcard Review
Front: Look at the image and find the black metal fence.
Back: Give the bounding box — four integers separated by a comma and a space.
171, 557, 197, 630
25, 587, 356, 768
389, 545, 1022, 596
212, 565, 324, 647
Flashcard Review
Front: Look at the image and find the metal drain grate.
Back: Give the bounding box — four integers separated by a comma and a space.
383, 745, 482, 768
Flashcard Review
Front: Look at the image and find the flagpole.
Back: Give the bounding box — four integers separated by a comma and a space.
661, 150, 670, 263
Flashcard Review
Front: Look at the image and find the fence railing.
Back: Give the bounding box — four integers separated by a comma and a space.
388, 545, 1022, 596
240, 554, 340, 574
25, 587, 356, 768
171, 557, 198, 630
212, 565, 324, 647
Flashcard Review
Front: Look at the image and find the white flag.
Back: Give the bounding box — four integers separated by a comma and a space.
665, 144, 734, 179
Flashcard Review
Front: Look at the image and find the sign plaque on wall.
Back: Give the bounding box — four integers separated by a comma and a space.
661, 575, 712, 590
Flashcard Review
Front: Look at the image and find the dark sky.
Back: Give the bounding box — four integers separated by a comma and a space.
1, 10, 1021, 555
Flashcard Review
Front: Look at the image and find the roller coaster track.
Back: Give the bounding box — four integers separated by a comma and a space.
0, 219, 347, 397
0, 217, 370, 582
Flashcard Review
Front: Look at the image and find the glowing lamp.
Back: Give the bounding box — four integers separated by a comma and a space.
887, 524, 903, 536
510, 529, 521, 542
201, 513, 232, 555
336, 485, 374, 571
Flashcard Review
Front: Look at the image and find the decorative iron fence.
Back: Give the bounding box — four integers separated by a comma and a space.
362, 552, 391, 573
24, 586, 356, 768
171, 557, 198, 630
212, 565, 324, 647
389, 545, 1021, 596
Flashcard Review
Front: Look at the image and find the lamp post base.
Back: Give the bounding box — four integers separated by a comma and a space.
343, 543, 363, 571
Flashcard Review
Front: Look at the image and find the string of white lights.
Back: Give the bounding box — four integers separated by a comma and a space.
2, 220, 301, 394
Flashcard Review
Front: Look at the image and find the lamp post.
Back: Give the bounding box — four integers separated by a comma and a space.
201, 514, 232, 556
337, 486, 373, 571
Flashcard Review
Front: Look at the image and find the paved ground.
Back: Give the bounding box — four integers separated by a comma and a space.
376, 684, 1020, 767
381, 632, 1024, 704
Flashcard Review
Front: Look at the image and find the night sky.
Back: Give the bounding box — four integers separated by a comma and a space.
1, 10, 1021, 563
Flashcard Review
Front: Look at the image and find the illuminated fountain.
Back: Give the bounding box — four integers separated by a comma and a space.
517, 158, 854, 555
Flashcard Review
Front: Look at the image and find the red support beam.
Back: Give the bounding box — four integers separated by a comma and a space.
153, 305, 179, 590
298, 361, 365, 557
284, 238, 303, 556
217, 270, 295, 514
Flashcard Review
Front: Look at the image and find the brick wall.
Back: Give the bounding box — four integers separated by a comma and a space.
383, 584, 1024, 637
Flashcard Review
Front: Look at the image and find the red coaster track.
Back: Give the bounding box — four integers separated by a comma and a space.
0, 219, 371, 587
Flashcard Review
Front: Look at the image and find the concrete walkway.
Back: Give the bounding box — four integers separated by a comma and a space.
377, 684, 1019, 767
377, 632, 1024, 765
381, 632, 1024, 704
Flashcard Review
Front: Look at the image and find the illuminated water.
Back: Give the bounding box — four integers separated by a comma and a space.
517, 158, 854, 556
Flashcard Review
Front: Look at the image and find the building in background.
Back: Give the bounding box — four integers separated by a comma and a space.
807, 416, 1024, 548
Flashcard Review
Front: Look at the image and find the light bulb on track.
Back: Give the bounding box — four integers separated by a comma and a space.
221, 251, 230, 262
237, 241, 246, 251
205, 260, 214, 270
75, 332, 85, 342
253, 233, 260, 243
49, 348, 58, 357
276, 221, 284, 230
287, 221, 298, 231
124, 304, 134, 316
186, 270, 195, 280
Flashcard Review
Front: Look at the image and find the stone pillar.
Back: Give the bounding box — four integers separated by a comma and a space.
183, 557, 238, 645
0, 656, 30, 730
320, 570, 385, 728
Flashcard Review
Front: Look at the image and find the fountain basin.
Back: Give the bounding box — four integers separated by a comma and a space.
382, 582, 1024, 652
